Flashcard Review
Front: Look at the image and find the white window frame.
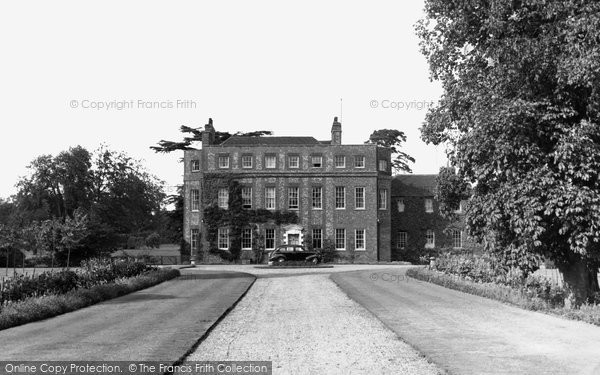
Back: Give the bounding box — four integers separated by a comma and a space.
355, 229, 366, 250
311, 155, 323, 168
355, 187, 365, 210
312, 228, 322, 249
397, 232, 407, 249
452, 229, 463, 249
191, 189, 200, 211
288, 155, 300, 169
354, 155, 365, 168
312, 186, 322, 209
288, 187, 299, 210
218, 155, 230, 169
241, 155, 253, 169
425, 198, 434, 213
335, 186, 346, 209
265, 155, 277, 169
218, 227, 229, 250
218, 188, 229, 209
242, 187, 252, 209
334, 155, 346, 168
265, 228, 275, 249
378, 189, 387, 210
335, 228, 346, 250
378, 159, 387, 171
397, 199, 405, 212
241, 228, 252, 250
191, 159, 200, 172
425, 229, 435, 249
265, 187, 276, 210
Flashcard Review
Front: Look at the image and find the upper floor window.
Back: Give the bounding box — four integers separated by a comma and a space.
218, 188, 229, 209
378, 189, 387, 210
355, 187, 365, 209
265, 155, 277, 169
242, 187, 252, 209
425, 198, 433, 213
334, 155, 346, 168
312, 186, 322, 209
191, 189, 200, 211
218, 155, 230, 169
425, 229, 435, 249
288, 187, 299, 210
241, 155, 253, 169
378, 160, 387, 172
397, 199, 405, 212
354, 155, 365, 168
265, 187, 276, 210
311, 155, 323, 168
191, 159, 200, 172
288, 155, 300, 169
335, 186, 346, 209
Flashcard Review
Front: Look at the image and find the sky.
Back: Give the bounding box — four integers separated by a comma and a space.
0, 0, 445, 199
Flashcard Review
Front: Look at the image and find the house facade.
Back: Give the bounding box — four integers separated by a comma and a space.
183, 118, 393, 263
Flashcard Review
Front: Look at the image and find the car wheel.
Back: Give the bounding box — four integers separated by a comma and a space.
277, 257, 285, 264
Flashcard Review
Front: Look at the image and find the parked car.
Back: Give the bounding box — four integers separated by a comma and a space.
268, 245, 322, 265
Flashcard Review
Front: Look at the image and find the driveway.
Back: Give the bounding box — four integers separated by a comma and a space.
331, 268, 600, 375
182, 265, 442, 375
0, 269, 255, 361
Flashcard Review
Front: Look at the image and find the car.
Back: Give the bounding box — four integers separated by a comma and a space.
268, 244, 322, 265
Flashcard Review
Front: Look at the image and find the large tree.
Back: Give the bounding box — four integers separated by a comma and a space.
365, 129, 415, 173
417, 0, 600, 306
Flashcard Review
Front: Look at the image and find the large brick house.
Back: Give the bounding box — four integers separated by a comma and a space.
183, 118, 393, 262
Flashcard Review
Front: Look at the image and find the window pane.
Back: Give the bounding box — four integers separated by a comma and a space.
265, 229, 275, 249
311, 155, 322, 167
191, 189, 200, 211
265, 155, 276, 169
452, 230, 462, 248
397, 232, 407, 249
312, 187, 322, 209
312, 228, 322, 249
218, 155, 229, 168
242, 187, 252, 209
425, 199, 433, 213
218, 188, 229, 209
191, 160, 200, 172
354, 155, 365, 168
265, 187, 276, 209
378, 189, 387, 209
397, 199, 405, 212
425, 230, 435, 248
355, 187, 365, 209
335, 155, 345, 168
288, 187, 299, 209
242, 155, 253, 168
355, 229, 365, 250
335, 229, 346, 249
191, 228, 199, 250
378, 160, 387, 171
242, 228, 252, 249
288, 155, 299, 168
218, 228, 229, 249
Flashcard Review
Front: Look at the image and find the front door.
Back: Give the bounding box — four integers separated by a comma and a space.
288, 233, 300, 245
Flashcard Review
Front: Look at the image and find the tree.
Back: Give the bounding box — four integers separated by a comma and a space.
365, 129, 415, 173
417, 0, 600, 306
150, 119, 273, 153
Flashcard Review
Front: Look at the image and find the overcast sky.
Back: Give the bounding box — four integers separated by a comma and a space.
0, 0, 445, 199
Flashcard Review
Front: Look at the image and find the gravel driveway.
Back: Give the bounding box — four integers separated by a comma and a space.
183, 269, 441, 375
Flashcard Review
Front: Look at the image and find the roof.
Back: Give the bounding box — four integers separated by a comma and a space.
220, 136, 320, 146
392, 174, 437, 197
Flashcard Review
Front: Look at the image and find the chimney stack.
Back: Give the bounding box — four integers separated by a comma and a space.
331, 116, 342, 145
202, 118, 215, 147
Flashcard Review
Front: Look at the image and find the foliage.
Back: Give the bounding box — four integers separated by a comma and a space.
417, 0, 600, 305
435, 167, 470, 220
0, 268, 179, 331
145, 232, 161, 249
365, 129, 415, 173
0, 258, 154, 306
320, 239, 337, 263
150, 119, 273, 153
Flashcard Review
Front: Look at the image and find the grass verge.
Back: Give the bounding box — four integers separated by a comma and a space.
406, 267, 600, 327
0, 268, 180, 331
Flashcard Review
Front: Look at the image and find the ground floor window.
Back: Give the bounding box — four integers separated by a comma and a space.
425, 229, 435, 249
355, 229, 365, 250
265, 228, 275, 249
335, 228, 346, 250
242, 228, 252, 250
397, 232, 407, 249
191, 228, 199, 250
452, 229, 462, 249
218, 227, 229, 250
312, 228, 322, 249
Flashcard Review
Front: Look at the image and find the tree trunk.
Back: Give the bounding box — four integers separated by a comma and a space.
558, 256, 599, 308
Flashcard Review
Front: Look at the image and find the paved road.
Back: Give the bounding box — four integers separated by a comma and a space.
183, 267, 441, 375
331, 268, 600, 375
0, 270, 255, 361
